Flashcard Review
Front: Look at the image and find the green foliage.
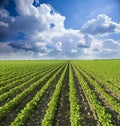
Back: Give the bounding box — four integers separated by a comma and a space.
0, 63, 63, 120
0, 64, 58, 103
73, 65, 113, 126
10, 65, 65, 126
41, 65, 68, 126
0, 60, 119, 125
69, 65, 81, 126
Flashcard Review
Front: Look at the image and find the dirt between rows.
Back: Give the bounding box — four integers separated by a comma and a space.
0, 68, 42, 95
0, 66, 62, 126
0, 71, 50, 107
0, 68, 40, 90
80, 67, 120, 103
72, 66, 101, 126
77, 67, 120, 126
25, 66, 65, 126
53, 64, 70, 126
0, 66, 59, 106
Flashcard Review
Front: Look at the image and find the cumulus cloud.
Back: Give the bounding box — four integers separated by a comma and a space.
86, 38, 120, 59
81, 14, 120, 35
77, 35, 93, 48
0, 42, 38, 60
71, 49, 77, 53
0, 9, 9, 17
0, 1, 65, 40
0, 21, 9, 27
101, 39, 120, 56
14, 0, 40, 16
0, 0, 120, 59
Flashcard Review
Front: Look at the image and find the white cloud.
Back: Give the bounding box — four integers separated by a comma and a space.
83, 38, 120, 59
0, 9, 9, 17
71, 49, 77, 53
55, 41, 62, 51
0, 42, 37, 60
81, 14, 120, 35
0, 0, 120, 59
0, 21, 9, 27
14, 0, 39, 16
0, 2, 65, 40
77, 35, 93, 48
101, 39, 120, 56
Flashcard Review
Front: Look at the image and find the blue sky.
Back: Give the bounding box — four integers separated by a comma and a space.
0, 0, 120, 59
41, 0, 120, 29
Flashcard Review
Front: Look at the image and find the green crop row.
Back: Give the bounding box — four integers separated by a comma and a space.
0, 60, 64, 86
72, 60, 120, 87
69, 65, 81, 126
0, 64, 40, 83
73, 65, 113, 126
0, 64, 61, 104
41, 65, 68, 126
10, 64, 65, 126
0, 63, 49, 88
0, 63, 59, 94
0, 64, 63, 120
79, 66, 120, 96
78, 66, 120, 115
0, 68, 40, 87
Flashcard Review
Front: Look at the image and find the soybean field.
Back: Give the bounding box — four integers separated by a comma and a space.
0, 60, 120, 126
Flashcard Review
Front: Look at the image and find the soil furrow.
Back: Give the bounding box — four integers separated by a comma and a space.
0, 67, 55, 107
93, 90, 120, 126
25, 66, 65, 126
0, 66, 61, 126
53, 64, 70, 126
0, 66, 52, 95
77, 67, 120, 126
80, 67, 120, 102
72, 66, 100, 126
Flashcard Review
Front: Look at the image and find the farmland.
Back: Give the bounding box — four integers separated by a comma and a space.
0, 60, 120, 126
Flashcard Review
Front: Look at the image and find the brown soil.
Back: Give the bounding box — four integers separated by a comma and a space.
0, 66, 62, 126
77, 67, 120, 126
53, 64, 70, 126
0, 66, 55, 95
0, 68, 54, 106
25, 66, 65, 126
72, 66, 101, 126
80, 67, 120, 102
